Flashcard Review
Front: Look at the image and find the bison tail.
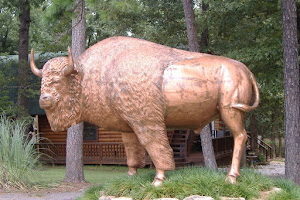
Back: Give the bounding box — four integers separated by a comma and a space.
230, 72, 260, 112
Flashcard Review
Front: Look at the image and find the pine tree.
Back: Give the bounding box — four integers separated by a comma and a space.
282, 0, 300, 185
17, 0, 30, 115
64, 0, 86, 183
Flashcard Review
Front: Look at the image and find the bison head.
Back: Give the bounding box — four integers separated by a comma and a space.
30, 48, 82, 131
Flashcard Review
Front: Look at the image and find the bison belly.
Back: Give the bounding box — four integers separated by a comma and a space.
163, 64, 219, 130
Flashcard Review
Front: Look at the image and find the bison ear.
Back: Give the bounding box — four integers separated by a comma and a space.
30, 49, 42, 78
63, 46, 78, 77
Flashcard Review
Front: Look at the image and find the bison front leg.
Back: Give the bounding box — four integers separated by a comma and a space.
131, 124, 175, 187
110, 82, 174, 186
122, 132, 146, 176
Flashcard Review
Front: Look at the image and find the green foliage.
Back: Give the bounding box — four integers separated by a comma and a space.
30, 0, 72, 52
0, 6, 19, 54
0, 115, 40, 189
0, 0, 44, 54
86, 0, 188, 48
258, 153, 266, 163
0, 57, 16, 113
0, 55, 42, 118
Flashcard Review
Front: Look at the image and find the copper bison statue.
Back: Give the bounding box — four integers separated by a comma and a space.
31, 36, 259, 186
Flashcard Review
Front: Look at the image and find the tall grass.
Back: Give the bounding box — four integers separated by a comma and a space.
270, 179, 300, 200
0, 115, 40, 189
78, 167, 274, 200
105, 168, 274, 199
79, 167, 300, 200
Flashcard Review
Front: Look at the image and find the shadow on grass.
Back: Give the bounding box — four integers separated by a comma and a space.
77, 166, 300, 200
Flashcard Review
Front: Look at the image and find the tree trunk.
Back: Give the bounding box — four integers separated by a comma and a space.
182, 0, 217, 169
278, 136, 282, 158
64, 0, 86, 183
200, 2, 209, 50
17, 0, 30, 115
271, 113, 277, 158
200, 125, 217, 170
249, 114, 258, 154
182, 0, 200, 52
260, 127, 264, 140
282, 0, 300, 185
65, 123, 85, 182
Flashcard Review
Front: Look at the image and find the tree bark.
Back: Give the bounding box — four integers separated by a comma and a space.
282, 0, 300, 185
182, 0, 200, 52
200, 125, 217, 170
278, 136, 282, 158
271, 113, 277, 158
64, 0, 86, 183
249, 114, 258, 154
65, 123, 85, 182
17, 0, 30, 115
200, 2, 209, 50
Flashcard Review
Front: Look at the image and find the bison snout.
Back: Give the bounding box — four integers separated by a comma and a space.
39, 94, 54, 109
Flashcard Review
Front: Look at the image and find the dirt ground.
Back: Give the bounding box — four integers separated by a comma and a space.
0, 161, 285, 200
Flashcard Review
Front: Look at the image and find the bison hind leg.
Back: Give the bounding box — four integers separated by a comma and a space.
219, 106, 247, 184
122, 132, 146, 175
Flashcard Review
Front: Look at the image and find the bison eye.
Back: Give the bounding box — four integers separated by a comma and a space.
52, 81, 58, 85
52, 77, 61, 85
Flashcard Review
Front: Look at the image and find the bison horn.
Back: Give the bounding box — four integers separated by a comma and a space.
30, 49, 42, 78
63, 46, 77, 77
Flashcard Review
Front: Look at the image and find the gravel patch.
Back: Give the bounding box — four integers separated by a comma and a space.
0, 182, 89, 200
219, 161, 285, 179
0, 191, 82, 200
255, 161, 285, 178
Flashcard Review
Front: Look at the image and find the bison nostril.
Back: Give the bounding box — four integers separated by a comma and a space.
42, 96, 49, 101
39, 94, 54, 109
40, 95, 51, 102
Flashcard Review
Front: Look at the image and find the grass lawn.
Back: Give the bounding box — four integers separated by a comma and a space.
31, 165, 155, 187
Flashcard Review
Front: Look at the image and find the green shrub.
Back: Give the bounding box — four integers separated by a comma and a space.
0, 115, 40, 189
258, 153, 266, 163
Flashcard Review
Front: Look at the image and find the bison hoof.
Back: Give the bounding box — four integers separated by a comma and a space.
152, 177, 164, 187
128, 167, 138, 176
225, 175, 237, 184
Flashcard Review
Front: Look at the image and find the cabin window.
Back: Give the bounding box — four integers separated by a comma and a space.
83, 122, 98, 141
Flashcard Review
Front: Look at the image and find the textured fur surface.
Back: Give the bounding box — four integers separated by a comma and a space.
40, 57, 82, 131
